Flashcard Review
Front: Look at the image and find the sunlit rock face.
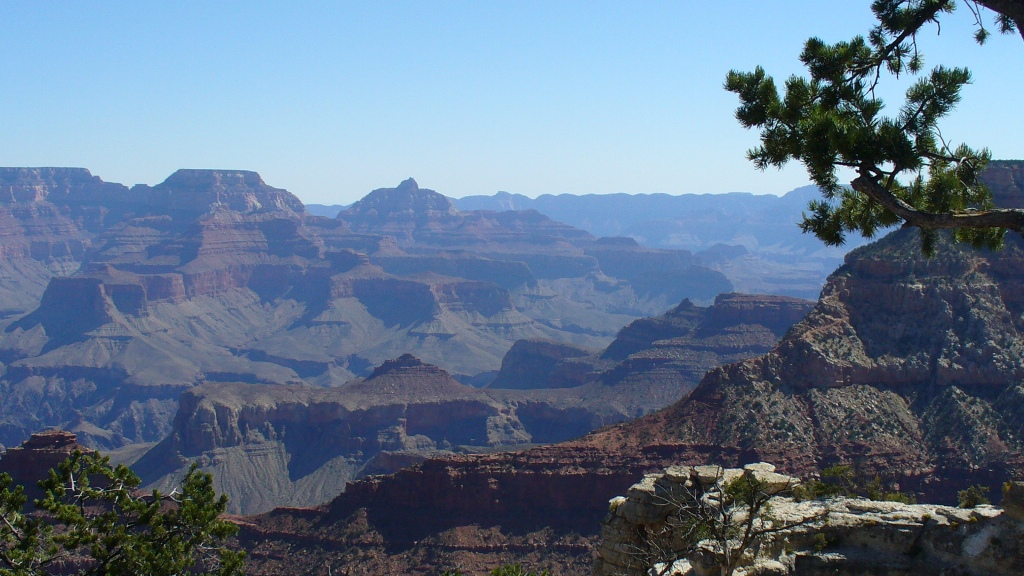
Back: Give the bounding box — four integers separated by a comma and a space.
983, 160, 1024, 209
134, 354, 649, 515
595, 462, 1024, 576
0, 430, 94, 500
135, 169, 306, 217
583, 227, 1024, 503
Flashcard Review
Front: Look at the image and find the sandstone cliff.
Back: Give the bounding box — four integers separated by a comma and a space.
234, 223, 1024, 575
1, 171, 737, 451
582, 227, 1024, 501
0, 430, 95, 501
136, 354, 642, 514
490, 293, 814, 410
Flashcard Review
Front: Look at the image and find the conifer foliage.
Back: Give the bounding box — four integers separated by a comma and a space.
726, 0, 1024, 254
0, 451, 243, 576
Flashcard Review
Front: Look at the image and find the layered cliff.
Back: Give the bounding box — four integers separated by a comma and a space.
135, 169, 306, 217
236, 223, 1024, 575
0, 430, 95, 501
0, 169, 109, 315
583, 227, 1024, 501
337, 178, 733, 316
137, 354, 645, 514
490, 293, 814, 410
1, 171, 737, 451
238, 446, 645, 575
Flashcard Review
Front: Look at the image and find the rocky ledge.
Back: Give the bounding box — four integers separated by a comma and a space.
596, 462, 1024, 576
0, 430, 94, 500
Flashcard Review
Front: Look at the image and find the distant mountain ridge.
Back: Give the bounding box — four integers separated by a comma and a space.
312, 184, 854, 299
453, 186, 821, 246
311, 186, 831, 250
0, 169, 735, 452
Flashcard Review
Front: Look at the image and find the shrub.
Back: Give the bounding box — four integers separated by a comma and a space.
958, 485, 992, 508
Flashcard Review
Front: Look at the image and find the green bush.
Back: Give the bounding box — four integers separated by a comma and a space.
957, 485, 991, 508
793, 465, 854, 501
0, 450, 243, 576
794, 465, 915, 504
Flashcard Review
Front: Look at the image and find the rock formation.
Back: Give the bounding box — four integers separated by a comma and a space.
136, 354, 655, 514
234, 208, 1024, 575
136, 289, 812, 515
453, 185, 876, 300
581, 228, 1024, 502
487, 339, 593, 390
134, 169, 306, 217
982, 160, 1024, 209
337, 178, 732, 311
237, 446, 644, 575
0, 429, 94, 500
490, 293, 814, 411
595, 462, 1024, 576
0, 171, 738, 452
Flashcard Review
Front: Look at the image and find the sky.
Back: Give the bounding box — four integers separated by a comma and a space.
0, 2, 1021, 205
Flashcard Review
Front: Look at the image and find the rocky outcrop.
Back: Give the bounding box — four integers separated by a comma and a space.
135, 169, 305, 217
136, 355, 645, 514
337, 178, 462, 243
0, 167, 133, 232
981, 160, 1024, 209
596, 462, 1024, 576
0, 430, 94, 500
238, 446, 645, 576
581, 228, 1024, 502
490, 294, 814, 411
0, 168, 305, 228
488, 339, 594, 390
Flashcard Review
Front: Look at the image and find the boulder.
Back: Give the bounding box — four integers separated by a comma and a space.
595, 462, 1023, 576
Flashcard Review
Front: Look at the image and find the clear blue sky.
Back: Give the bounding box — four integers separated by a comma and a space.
1, 1, 1021, 204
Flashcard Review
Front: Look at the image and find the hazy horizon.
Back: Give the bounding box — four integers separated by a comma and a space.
2, 2, 1020, 204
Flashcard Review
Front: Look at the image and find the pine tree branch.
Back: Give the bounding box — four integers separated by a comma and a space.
976, 0, 1024, 40
851, 174, 1024, 232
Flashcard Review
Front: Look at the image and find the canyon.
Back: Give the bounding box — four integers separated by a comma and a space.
236, 161, 1024, 574
0, 169, 735, 452
1, 161, 1022, 575
136, 290, 811, 515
